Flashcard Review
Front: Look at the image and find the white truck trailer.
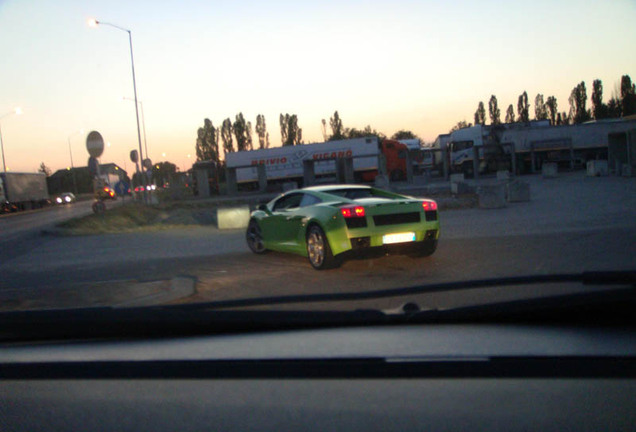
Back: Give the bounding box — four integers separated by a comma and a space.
225, 137, 409, 185
0, 172, 50, 212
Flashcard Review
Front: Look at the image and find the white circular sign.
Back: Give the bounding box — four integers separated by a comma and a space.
86, 131, 105, 158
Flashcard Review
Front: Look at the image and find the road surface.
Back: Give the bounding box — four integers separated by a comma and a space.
1, 173, 635, 310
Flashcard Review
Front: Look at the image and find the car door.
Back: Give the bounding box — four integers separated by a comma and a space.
261, 193, 305, 249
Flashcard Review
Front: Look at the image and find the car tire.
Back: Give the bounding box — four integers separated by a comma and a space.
306, 225, 340, 270
246, 219, 268, 254
408, 239, 438, 258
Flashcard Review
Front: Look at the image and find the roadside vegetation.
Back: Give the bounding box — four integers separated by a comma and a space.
56, 187, 476, 236
57, 202, 219, 235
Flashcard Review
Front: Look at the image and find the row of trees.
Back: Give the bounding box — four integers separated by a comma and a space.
454, 74, 636, 132
195, 113, 273, 165
195, 110, 420, 165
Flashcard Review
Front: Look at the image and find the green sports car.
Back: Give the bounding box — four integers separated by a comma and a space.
246, 185, 440, 270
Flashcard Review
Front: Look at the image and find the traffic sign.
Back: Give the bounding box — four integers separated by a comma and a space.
86, 131, 105, 158
114, 181, 130, 196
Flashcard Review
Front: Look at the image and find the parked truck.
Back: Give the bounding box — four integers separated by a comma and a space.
397, 138, 438, 175
444, 119, 636, 176
225, 137, 410, 187
0, 172, 50, 212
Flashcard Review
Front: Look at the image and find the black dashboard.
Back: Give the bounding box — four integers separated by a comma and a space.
1, 323, 634, 431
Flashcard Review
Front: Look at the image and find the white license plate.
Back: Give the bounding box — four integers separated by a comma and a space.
382, 232, 416, 244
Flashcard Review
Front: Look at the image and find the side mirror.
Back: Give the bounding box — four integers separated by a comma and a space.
257, 204, 268, 212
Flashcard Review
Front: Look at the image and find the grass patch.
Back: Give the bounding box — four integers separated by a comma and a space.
58, 203, 217, 235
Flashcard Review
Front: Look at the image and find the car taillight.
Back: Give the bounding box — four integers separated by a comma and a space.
422, 201, 438, 211
341, 206, 365, 218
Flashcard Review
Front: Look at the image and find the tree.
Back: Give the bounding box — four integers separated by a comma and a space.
329, 111, 345, 141
321, 119, 328, 141
546, 96, 558, 125
620, 74, 636, 116
38, 162, 51, 177
591, 79, 607, 120
221, 118, 234, 156
474, 101, 486, 125
391, 130, 417, 140
287, 114, 302, 146
534, 94, 548, 121
195, 118, 218, 163
570, 81, 590, 123
607, 97, 622, 118
280, 113, 302, 146
505, 104, 515, 123
488, 95, 501, 125
449, 120, 471, 133
246, 121, 254, 151
151, 161, 178, 187
232, 113, 249, 152
347, 125, 385, 140
517, 91, 529, 122
568, 89, 576, 124
279, 113, 288, 146
255, 114, 268, 149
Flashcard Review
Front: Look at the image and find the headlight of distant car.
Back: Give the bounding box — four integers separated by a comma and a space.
56, 197, 62, 204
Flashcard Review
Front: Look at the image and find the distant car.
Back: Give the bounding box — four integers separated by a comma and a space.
96, 186, 117, 201
246, 185, 440, 269
55, 192, 76, 205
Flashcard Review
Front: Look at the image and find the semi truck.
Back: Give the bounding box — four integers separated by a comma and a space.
398, 138, 437, 174
225, 137, 410, 187
0, 172, 50, 212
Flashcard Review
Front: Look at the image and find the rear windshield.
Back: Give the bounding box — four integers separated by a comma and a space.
327, 189, 375, 199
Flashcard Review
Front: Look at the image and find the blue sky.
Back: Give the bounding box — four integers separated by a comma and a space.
0, 0, 634, 172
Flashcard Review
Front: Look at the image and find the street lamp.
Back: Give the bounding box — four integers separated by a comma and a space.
88, 18, 146, 193
67, 128, 84, 194
0, 107, 22, 174
122, 96, 149, 161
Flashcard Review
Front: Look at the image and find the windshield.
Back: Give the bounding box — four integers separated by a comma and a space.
0, 1, 635, 322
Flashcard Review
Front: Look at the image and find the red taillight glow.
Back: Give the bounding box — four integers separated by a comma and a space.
422, 201, 438, 211
341, 206, 365, 218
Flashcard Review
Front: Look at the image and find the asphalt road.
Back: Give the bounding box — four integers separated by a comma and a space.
1, 173, 635, 311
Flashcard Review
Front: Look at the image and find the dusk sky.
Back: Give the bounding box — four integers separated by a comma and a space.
0, 0, 634, 173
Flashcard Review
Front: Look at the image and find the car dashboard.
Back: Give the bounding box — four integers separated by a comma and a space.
1, 323, 634, 431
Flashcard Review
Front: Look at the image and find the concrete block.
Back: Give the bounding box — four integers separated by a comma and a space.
374, 174, 390, 189
450, 173, 465, 183
282, 182, 298, 192
217, 205, 250, 229
586, 160, 609, 176
303, 160, 316, 186
496, 170, 510, 181
478, 183, 507, 209
542, 162, 558, 178
507, 180, 530, 202
451, 181, 473, 195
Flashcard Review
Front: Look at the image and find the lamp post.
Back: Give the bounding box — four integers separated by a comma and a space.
0, 107, 22, 174
122, 97, 149, 161
88, 18, 146, 198
67, 129, 83, 194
